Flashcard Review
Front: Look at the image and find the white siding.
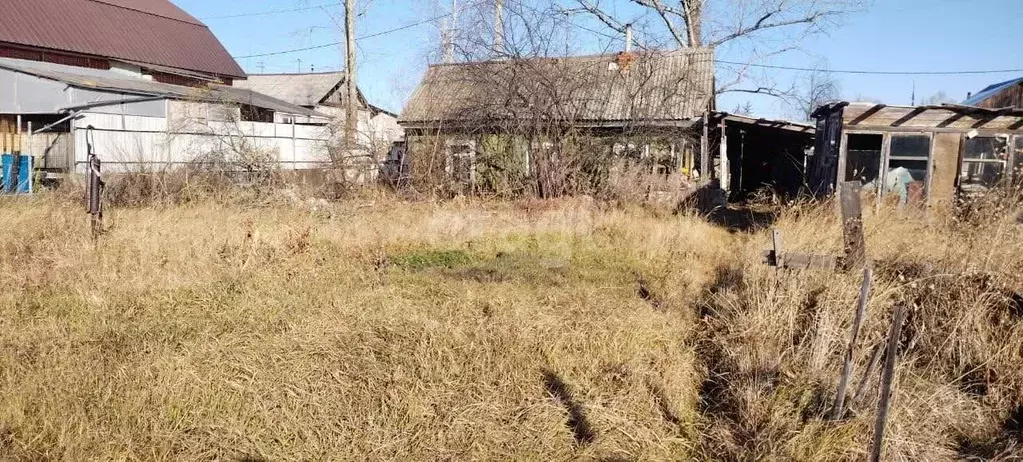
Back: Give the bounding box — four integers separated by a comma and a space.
72, 110, 332, 173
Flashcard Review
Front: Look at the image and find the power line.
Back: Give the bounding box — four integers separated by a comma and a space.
201, 3, 337, 20
233, 13, 451, 59
716, 60, 1023, 76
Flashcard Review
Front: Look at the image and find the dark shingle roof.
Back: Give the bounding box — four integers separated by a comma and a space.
400, 48, 715, 128
0, 0, 245, 79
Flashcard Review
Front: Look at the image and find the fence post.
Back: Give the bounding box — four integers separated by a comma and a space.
85, 126, 103, 239
870, 304, 907, 462
840, 181, 867, 271
830, 267, 872, 420
772, 229, 783, 267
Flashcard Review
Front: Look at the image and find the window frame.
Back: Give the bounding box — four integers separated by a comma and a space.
881, 132, 935, 205
840, 130, 886, 190
958, 134, 1011, 193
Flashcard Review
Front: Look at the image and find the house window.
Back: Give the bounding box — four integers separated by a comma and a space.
845, 134, 883, 184
883, 134, 931, 205
446, 140, 476, 186
960, 135, 1009, 194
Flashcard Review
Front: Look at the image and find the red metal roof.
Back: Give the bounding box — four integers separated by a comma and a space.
0, 0, 246, 79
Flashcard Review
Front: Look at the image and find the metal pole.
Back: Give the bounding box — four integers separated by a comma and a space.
27, 121, 33, 193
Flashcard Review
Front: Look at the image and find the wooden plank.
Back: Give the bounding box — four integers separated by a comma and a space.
870, 304, 908, 462
782, 253, 837, 270
772, 229, 783, 267
830, 267, 873, 420
700, 112, 710, 181
840, 181, 867, 271
851, 341, 885, 407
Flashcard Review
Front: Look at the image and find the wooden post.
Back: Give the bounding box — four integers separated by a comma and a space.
343, 0, 358, 157
851, 341, 884, 407
870, 304, 907, 462
719, 118, 729, 193
840, 181, 867, 271
830, 267, 872, 420
700, 112, 710, 182
772, 229, 783, 267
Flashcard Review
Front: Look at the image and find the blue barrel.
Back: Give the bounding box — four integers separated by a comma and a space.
1, 154, 33, 194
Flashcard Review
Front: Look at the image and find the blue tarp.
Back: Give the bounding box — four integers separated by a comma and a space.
1, 154, 33, 194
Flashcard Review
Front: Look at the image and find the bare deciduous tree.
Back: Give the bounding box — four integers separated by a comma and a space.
789, 64, 839, 120
571, 0, 864, 95
920, 91, 956, 106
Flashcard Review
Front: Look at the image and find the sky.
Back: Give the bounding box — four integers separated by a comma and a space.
179, 0, 1023, 119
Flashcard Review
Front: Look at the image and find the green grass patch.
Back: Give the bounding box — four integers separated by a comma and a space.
389, 248, 475, 270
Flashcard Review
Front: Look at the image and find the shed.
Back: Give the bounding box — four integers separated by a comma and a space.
711, 113, 815, 201
0, 57, 331, 174
809, 102, 1023, 210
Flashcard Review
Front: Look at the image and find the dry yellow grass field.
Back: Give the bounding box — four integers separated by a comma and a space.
1, 191, 1022, 460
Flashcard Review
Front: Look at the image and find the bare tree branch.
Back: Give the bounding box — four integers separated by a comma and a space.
707, 9, 844, 47
628, 0, 690, 47
572, 0, 629, 35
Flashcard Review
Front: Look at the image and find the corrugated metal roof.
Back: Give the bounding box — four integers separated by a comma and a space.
0, 0, 245, 78
234, 73, 346, 107
399, 48, 715, 127
0, 57, 322, 117
963, 77, 1023, 106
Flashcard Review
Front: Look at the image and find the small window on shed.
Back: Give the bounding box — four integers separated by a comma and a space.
845, 134, 883, 184
960, 135, 1009, 195
240, 105, 274, 123
1012, 136, 1023, 187
883, 134, 931, 206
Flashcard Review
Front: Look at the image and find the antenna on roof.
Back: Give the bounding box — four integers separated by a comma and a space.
257, 61, 265, 73
297, 58, 303, 73
911, 81, 916, 106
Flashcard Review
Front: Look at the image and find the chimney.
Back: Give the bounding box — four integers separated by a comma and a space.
494, 0, 504, 55
625, 23, 633, 53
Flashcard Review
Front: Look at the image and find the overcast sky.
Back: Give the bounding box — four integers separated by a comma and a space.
179, 0, 1023, 119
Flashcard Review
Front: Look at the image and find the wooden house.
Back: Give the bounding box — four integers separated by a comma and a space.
964, 77, 1023, 110
809, 102, 1023, 210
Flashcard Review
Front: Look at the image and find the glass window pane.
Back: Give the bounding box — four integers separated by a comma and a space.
890, 135, 931, 159
963, 136, 1009, 161
961, 161, 1005, 194
884, 159, 928, 205
845, 134, 882, 183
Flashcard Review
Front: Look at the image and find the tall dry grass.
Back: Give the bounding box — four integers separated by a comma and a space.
0, 189, 1021, 460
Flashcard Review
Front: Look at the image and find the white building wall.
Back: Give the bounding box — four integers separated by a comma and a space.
72, 107, 332, 174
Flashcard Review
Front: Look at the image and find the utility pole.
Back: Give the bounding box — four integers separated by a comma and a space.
344, 0, 357, 151
494, 0, 504, 56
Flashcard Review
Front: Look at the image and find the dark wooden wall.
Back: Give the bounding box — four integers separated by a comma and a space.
976, 83, 1023, 110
